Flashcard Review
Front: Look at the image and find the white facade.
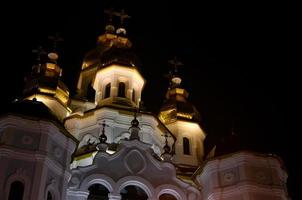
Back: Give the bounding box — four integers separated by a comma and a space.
195, 151, 289, 200
0, 114, 76, 200
67, 140, 201, 200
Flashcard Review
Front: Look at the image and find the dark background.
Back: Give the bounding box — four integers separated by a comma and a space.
1, 1, 299, 199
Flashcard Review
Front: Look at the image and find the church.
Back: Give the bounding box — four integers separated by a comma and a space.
0, 9, 290, 200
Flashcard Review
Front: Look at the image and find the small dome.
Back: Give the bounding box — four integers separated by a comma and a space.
81, 44, 140, 70
100, 47, 139, 68
160, 99, 201, 123
82, 48, 102, 69
3, 99, 60, 123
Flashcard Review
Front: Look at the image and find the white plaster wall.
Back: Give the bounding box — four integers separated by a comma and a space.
166, 120, 206, 167
195, 151, 289, 200
0, 115, 76, 200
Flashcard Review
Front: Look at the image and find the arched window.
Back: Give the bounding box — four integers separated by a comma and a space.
183, 137, 190, 155
47, 191, 53, 200
132, 89, 136, 102
118, 82, 126, 97
8, 181, 24, 200
87, 81, 96, 102
88, 184, 109, 200
120, 185, 148, 200
159, 193, 177, 200
104, 83, 111, 98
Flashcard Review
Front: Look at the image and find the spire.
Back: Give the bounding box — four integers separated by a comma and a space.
115, 9, 130, 35
23, 34, 70, 121
129, 107, 140, 140
96, 121, 109, 152
159, 57, 201, 123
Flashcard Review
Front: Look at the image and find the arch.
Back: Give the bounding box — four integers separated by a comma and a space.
155, 184, 186, 200
88, 184, 109, 200
118, 82, 126, 97
183, 137, 190, 155
44, 179, 60, 200
4, 169, 31, 200
120, 185, 148, 200
8, 181, 24, 200
47, 191, 53, 200
80, 174, 114, 193
116, 176, 154, 198
159, 193, 177, 200
104, 83, 111, 99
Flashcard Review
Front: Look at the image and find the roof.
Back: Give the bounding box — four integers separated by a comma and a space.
0, 99, 78, 143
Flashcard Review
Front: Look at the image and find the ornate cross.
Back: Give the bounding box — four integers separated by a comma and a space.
168, 56, 183, 74
114, 9, 131, 26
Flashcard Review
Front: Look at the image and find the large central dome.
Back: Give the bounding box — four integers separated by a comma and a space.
81, 32, 139, 70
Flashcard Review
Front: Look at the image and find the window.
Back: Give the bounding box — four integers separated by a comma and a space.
87, 81, 96, 102
132, 89, 135, 102
159, 193, 177, 200
118, 82, 126, 97
183, 137, 190, 155
88, 184, 109, 200
8, 181, 24, 200
47, 191, 53, 200
104, 83, 111, 98
120, 185, 148, 200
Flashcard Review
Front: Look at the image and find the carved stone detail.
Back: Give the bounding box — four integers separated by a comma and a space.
124, 150, 146, 174
254, 170, 272, 185
220, 168, 239, 186
54, 147, 63, 158
21, 135, 33, 145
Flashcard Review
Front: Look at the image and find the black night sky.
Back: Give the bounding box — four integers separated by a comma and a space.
1, 1, 299, 199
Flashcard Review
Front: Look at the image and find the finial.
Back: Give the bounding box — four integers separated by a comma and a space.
104, 8, 116, 33
116, 9, 130, 26
99, 121, 108, 143
114, 9, 130, 35
48, 33, 63, 63
163, 133, 171, 153
168, 57, 183, 86
31, 46, 46, 75
168, 56, 183, 74
161, 133, 173, 161
129, 107, 140, 140
32, 46, 46, 64
96, 121, 109, 152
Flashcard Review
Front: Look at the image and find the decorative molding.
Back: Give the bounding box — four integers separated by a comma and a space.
53, 146, 63, 159
116, 176, 155, 198
79, 174, 115, 192
220, 167, 239, 186
44, 178, 60, 200
21, 135, 34, 145
155, 184, 186, 200
124, 149, 146, 174
4, 168, 31, 200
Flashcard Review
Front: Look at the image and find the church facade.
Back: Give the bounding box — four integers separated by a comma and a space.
0, 11, 289, 200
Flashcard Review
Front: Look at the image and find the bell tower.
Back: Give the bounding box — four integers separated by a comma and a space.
75, 9, 145, 109
23, 35, 71, 121
159, 58, 206, 177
